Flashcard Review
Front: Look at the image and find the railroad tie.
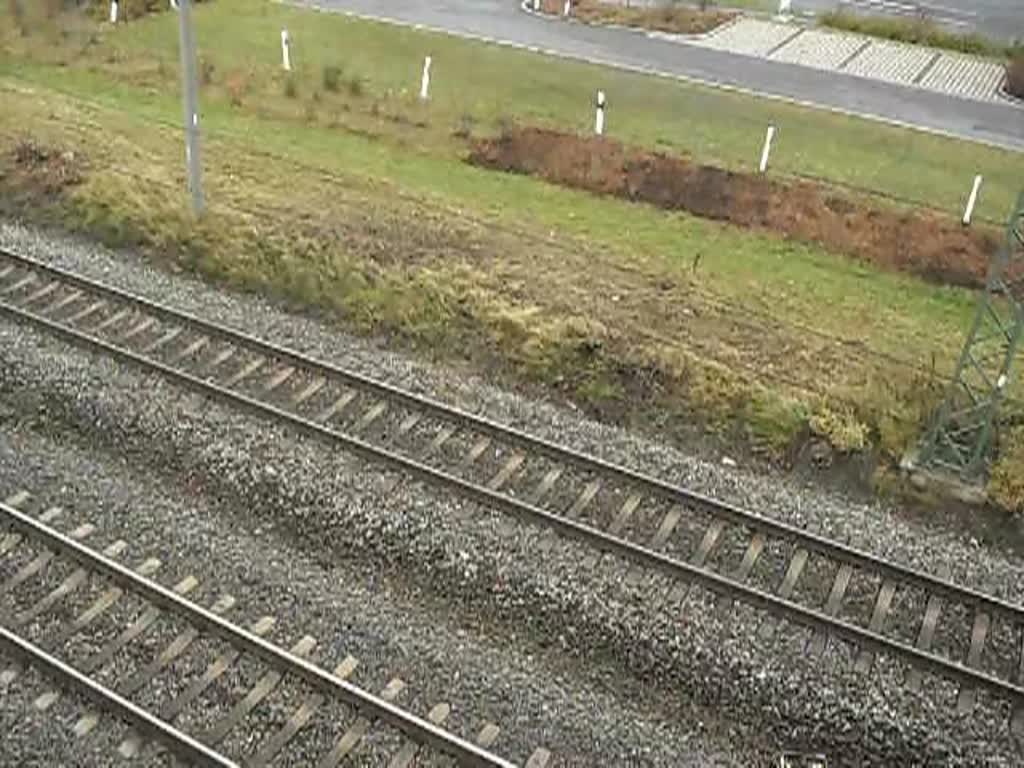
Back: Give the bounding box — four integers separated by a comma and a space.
142, 326, 183, 354
317, 676, 406, 768
625, 504, 683, 586
2, 520, 93, 598
1, 501, 59, 558
40, 288, 82, 317
1012, 630, 1024, 736
120, 316, 156, 343
170, 335, 210, 364
78, 574, 199, 675
525, 747, 552, 767
582, 493, 642, 569
956, 611, 992, 714
387, 701, 451, 768
487, 453, 525, 492
476, 722, 500, 748
316, 389, 358, 424
247, 655, 359, 768
666, 519, 724, 604
203, 345, 238, 374
222, 357, 265, 388
1, 272, 36, 296
854, 579, 898, 673
13, 539, 127, 627
201, 634, 318, 745
64, 298, 106, 326
759, 546, 809, 640
905, 565, 952, 692
46, 556, 161, 654
354, 401, 388, 433
4, 540, 127, 688
90, 307, 132, 335
160, 615, 276, 722
263, 365, 296, 394
20, 281, 59, 307
116, 593, 239, 758
419, 424, 458, 461
118, 593, 238, 696
807, 564, 853, 656
716, 532, 766, 618
291, 376, 327, 407
538, 479, 601, 555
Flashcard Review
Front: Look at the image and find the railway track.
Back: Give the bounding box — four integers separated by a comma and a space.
2, 246, 1024, 729
0, 488, 550, 767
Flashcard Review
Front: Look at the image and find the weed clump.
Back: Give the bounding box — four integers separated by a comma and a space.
283, 74, 298, 99
322, 64, 342, 93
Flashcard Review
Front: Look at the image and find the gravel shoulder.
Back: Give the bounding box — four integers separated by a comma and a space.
1, 220, 1024, 765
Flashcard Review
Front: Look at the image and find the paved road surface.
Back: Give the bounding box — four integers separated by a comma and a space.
298, 0, 1024, 150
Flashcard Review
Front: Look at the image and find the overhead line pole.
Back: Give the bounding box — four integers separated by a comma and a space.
176, 0, 204, 216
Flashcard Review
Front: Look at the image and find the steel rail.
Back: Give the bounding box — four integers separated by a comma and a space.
2, 298, 1023, 707
0, 248, 1020, 622
0, 624, 238, 768
0, 500, 516, 768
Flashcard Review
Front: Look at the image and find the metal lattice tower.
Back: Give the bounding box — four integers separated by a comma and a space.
918, 190, 1024, 480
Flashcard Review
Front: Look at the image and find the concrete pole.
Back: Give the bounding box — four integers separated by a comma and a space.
177, 0, 204, 215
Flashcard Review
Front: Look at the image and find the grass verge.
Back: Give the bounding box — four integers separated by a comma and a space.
819, 10, 1018, 59
1, 1, 1022, 510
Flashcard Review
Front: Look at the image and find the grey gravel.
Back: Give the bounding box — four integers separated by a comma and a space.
0, 346, 749, 766
1, 220, 1024, 766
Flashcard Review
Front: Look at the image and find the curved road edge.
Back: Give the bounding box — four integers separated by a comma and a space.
282, 0, 1024, 152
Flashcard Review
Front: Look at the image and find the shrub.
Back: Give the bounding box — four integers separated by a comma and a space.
283, 74, 298, 99
346, 74, 366, 98
199, 58, 215, 86
990, 426, 1024, 512
224, 70, 247, 107
820, 10, 1007, 57
452, 113, 476, 139
89, 0, 214, 20
322, 64, 342, 93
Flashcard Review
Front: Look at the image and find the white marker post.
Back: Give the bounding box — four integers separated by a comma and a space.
110, 0, 118, 24
563, 0, 572, 16
420, 55, 432, 101
778, 0, 792, 17
962, 174, 983, 226
595, 90, 606, 136
281, 29, 292, 72
533, 0, 540, 10
759, 124, 776, 173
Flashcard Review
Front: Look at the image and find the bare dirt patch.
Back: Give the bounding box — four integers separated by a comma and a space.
468, 126, 1001, 289
538, 0, 735, 35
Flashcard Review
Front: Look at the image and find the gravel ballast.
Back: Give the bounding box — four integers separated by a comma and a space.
1, 221, 1023, 765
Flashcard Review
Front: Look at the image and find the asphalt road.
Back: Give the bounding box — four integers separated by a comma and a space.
796, 0, 1024, 42
300, 0, 1024, 151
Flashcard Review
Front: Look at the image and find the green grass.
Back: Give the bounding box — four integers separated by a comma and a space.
0, 0, 1022, 507
5, 0, 1019, 222
820, 10, 1019, 59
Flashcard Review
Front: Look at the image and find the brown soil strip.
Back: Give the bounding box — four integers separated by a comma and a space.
1008, 56, 1024, 99
467, 126, 1002, 290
